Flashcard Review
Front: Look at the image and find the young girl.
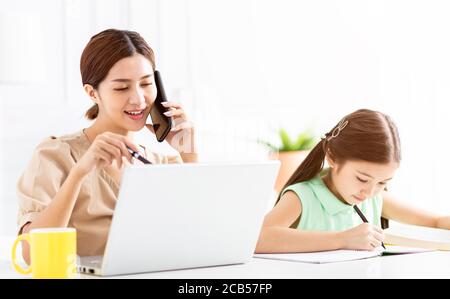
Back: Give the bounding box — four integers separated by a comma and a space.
256, 109, 450, 253
17, 29, 197, 263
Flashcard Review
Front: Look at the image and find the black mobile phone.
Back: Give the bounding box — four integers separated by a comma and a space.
149, 70, 173, 142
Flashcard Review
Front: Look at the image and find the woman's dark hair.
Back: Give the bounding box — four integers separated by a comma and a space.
277, 109, 402, 228
80, 29, 156, 120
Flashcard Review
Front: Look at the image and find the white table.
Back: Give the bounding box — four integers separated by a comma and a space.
2, 235, 450, 279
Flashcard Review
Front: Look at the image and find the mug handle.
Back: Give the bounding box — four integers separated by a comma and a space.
11, 234, 32, 275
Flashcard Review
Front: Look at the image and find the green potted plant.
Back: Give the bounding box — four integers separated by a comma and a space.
259, 128, 317, 193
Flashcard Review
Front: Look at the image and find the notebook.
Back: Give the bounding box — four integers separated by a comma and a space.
254, 245, 432, 264
384, 222, 450, 250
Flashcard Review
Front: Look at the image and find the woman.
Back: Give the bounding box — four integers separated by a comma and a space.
17, 29, 197, 263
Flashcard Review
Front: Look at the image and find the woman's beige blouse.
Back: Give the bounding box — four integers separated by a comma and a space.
16, 130, 182, 256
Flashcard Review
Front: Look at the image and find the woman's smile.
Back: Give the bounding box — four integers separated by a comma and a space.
124, 108, 146, 120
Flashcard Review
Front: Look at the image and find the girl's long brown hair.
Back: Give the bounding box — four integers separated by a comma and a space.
277, 109, 401, 228
80, 29, 156, 120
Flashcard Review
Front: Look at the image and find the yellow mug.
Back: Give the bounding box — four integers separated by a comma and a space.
11, 227, 77, 279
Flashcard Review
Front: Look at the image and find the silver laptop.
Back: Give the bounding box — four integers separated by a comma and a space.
78, 161, 279, 276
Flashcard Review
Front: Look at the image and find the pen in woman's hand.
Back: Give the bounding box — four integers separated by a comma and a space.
126, 146, 152, 165
353, 205, 386, 249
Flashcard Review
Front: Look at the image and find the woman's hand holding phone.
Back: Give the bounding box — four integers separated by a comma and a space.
145, 71, 196, 160
145, 101, 196, 154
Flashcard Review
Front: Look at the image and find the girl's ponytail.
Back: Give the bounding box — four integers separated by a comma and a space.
274, 138, 328, 228
278, 138, 327, 200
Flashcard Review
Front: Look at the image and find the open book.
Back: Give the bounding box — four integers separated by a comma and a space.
384, 222, 450, 250
254, 245, 431, 264
254, 223, 450, 264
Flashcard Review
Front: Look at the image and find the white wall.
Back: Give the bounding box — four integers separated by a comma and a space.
1, 0, 450, 234
1, 0, 68, 235
250, 0, 450, 215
